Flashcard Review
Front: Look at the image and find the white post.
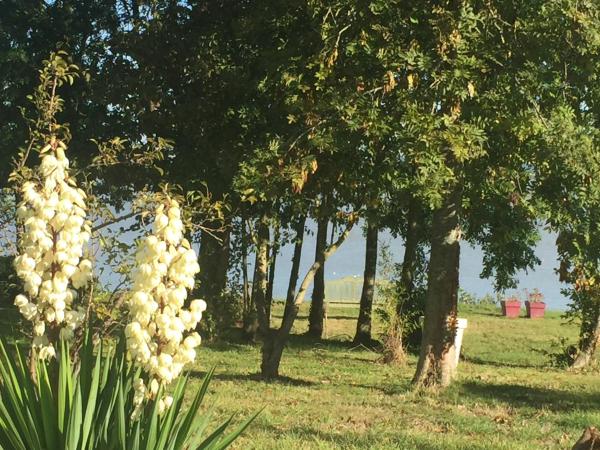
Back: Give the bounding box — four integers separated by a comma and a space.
419, 316, 468, 367
454, 318, 468, 367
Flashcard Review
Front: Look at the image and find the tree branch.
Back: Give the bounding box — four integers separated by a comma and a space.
294, 214, 357, 306
91, 211, 139, 233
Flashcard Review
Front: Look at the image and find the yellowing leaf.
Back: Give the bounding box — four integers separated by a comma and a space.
467, 81, 476, 98
384, 71, 396, 93
407, 73, 415, 90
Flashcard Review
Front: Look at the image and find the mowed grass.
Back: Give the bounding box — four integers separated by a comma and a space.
0, 301, 596, 449
189, 303, 600, 449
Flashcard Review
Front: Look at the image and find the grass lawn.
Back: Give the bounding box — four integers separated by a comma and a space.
190, 303, 600, 449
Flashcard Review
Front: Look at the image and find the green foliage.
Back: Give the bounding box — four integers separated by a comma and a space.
199, 287, 245, 341
0, 0, 121, 183
0, 256, 17, 305
376, 243, 427, 354
458, 290, 500, 307
8, 51, 79, 189
0, 330, 256, 450
562, 286, 600, 354
538, 336, 578, 369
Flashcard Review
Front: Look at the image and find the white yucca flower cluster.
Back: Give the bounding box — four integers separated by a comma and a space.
13, 138, 91, 359
125, 197, 206, 417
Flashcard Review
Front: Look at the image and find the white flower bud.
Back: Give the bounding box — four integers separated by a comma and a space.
33, 321, 45, 336
38, 345, 56, 360
150, 378, 160, 395
15, 294, 28, 308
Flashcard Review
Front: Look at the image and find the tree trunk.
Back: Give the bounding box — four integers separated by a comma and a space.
412, 185, 461, 388
572, 427, 600, 450
353, 220, 378, 345
307, 217, 328, 338
383, 197, 423, 364
265, 227, 280, 321
383, 196, 422, 362
198, 225, 230, 302
398, 197, 420, 312
261, 217, 356, 379
283, 217, 306, 324
198, 221, 230, 337
250, 218, 271, 339
241, 220, 251, 325
571, 306, 600, 369
243, 247, 260, 336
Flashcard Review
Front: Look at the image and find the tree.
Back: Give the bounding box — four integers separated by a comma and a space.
260, 215, 357, 378
393, 196, 429, 354
353, 219, 378, 345
283, 216, 307, 323
515, 0, 600, 369
0, 1, 131, 183
265, 225, 280, 319
313, 0, 555, 386
307, 212, 328, 338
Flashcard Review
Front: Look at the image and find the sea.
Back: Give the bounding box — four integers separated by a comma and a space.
271, 220, 569, 311
97, 214, 569, 311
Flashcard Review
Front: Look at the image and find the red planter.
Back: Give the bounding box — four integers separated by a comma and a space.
525, 301, 546, 319
501, 300, 521, 318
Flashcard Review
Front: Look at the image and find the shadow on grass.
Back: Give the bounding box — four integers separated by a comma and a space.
463, 355, 541, 369
460, 380, 600, 412
477, 311, 504, 318
188, 369, 316, 386
348, 381, 413, 396
271, 314, 309, 320
284, 333, 385, 352
460, 310, 503, 318
258, 423, 467, 450
204, 340, 256, 352
271, 314, 359, 321
216, 331, 366, 351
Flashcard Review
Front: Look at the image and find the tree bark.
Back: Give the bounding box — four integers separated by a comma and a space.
572, 427, 600, 450
307, 216, 328, 338
398, 197, 420, 313
571, 305, 600, 369
412, 185, 461, 388
384, 195, 422, 361
243, 219, 271, 338
283, 217, 306, 324
241, 220, 251, 325
243, 245, 260, 336
198, 221, 230, 337
261, 217, 356, 378
250, 218, 271, 338
353, 220, 378, 345
265, 226, 280, 321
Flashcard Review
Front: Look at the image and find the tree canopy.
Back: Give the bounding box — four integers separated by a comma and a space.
3, 0, 600, 385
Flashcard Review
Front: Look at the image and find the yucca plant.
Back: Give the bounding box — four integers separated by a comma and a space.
0, 329, 256, 450
0, 52, 257, 450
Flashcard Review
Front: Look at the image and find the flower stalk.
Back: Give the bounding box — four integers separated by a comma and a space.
13, 136, 91, 361
126, 196, 206, 417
